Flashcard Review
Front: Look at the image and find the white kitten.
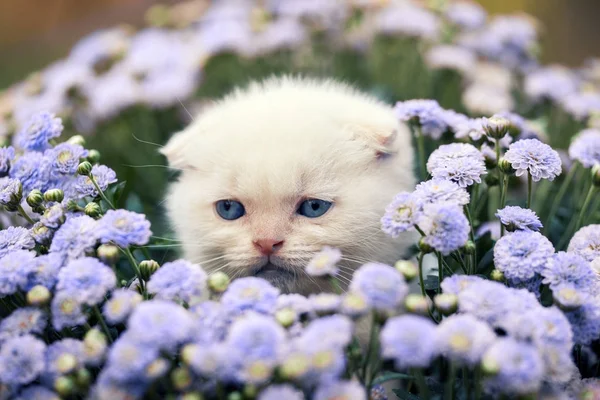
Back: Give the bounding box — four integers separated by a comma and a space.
161, 77, 416, 294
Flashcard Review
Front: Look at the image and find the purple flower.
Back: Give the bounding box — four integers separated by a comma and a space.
41, 203, 65, 229
504, 139, 562, 181
103, 289, 142, 324
425, 45, 477, 75
96, 209, 152, 247
0, 250, 36, 296
420, 203, 470, 255
74, 164, 117, 198
51, 291, 87, 330
147, 260, 207, 304
376, 4, 439, 40
495, 206, 542, 232
524, 66, 579, 102
381, 192, 422, 237
562, 92, 600, 120
505, 306, 573, 350
0, 308, 47, 343
306, 246, 342, 276
183, 343, 231, 380
9, 151, 52, 193
0, 335, 46, 385
23, 252, 64, 290
0, 226, 35, 259
56, 257, 116, 305
568, 224, 600, 262
349, 263, 408, 311
30, 222, 54, 245
14, 112, 63, 151
49, 215, 97, 260
493, 231, 554, 281
297, 315, 353, 350
314, 380, 366, 400
412, 179, 470, 207
42, 339, 85, 385
0, 177, 22, 207
309, 293, 341, 315
381, 315, 437, 369
445, 1, 487, 30
190, 301, 231, 344
426, 143, 486, 188
46, 143, 88, 176
394, 100, 449, 139
0, 146, 15, 177
542, 252, 596, 292
435, 314, 496, 365
103, 336, 159, 383
441, 275, 486, 295
476, 221, 501, 241
258, 385, 304, 400
482, 338, 544, 395
15, 386, 58, 400
569, 129, 600, 167
127, 300, 196, 350
221, 277, 280, 315
565, 302, 600, 345
226, 314, 286, 363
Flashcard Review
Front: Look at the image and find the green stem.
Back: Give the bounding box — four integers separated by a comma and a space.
527, 173, 533, 209
89, 174, 116, 209
124, 248, 145, 292
463, 206, 477, 271
500, 174, 509, 237
436, 252, 443, 294
16, 204, 35, 225
414, 125, 427, 181
418, 252, 426, 297
474, 366, 482, 400
93, 306, 113, 344
574, 185, 598, 233
445, 362, 456, 400
413, 369, 430, 400
495, 139, 501, 165
362, 312, 379, 387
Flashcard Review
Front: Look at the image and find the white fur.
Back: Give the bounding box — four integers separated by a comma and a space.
161, 77, 416, 294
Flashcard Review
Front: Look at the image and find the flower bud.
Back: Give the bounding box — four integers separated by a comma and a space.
180, 344, 197, 366
146, 358, 170, 380
275, 308, 297, 328
87, 149, 101, 164
490, 269, 505, 282
498, 158, 515, 175
404, 294, 429, 315
243, 385, 258, 399
75, 368, 91, 388
54, 376, 75, 397
279, 353, 311, 380
56, 353, 78, 374
44, 188, 64, 203
483, 116, 511, 139
65, 199, 80, 212
181, 392, 204, 400
84, 329, 108, 363
26, 189, 44, 208
418, 238, 433, 254
481, 354, 500, 376
207, 271, 230, 293
27, 285, 51, 306
228, 393, 243, 400
484, 173, 500, 187
592, 164, 600, 187
140, 259, 160, 281
97, 244, 120, 264
463, 240, 476, 255
1, 180, 22, 211
84, 202, 102, 218
553, 286, 585, 311
434, 293, 458, 316
67, 135, 86, 147
394, 260, 418, 281
171, 367, 192, 391
340, 291, 369, 318
77, 161, 93, 176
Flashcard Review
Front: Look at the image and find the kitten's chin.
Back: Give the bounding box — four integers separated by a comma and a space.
251, 262, 298, 294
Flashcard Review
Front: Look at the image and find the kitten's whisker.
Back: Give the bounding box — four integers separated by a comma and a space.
177, 96, 195, 121
131, 132, 163, 147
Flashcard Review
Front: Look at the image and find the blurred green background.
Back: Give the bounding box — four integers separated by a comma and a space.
1, 0, 599, 89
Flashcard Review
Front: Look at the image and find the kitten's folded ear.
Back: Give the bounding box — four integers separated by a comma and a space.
346, 122, 402, 160
160, 128, 194, 169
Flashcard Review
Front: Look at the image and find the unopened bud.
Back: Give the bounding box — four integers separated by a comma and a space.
498, 158, 515, 175
26, 189, 44, 208
207, 271, 230, 293
84, 329, 108, 363
75, 368, 91, 388
340, 291, 369, 318
481, 354, 500, 376
97, 244, 120, 264
87, 149, 101, 164
171, 367, 192, 391
483, 116, 511, 139
77, 161, 93, 176
490, 269, 505, 282
434, 293, 458, 316
54, 376, 75, 397
243, 385, 258, 399
418, 238, 433, 254
181, 392, 204, 400
404, 294, 430, 315
66, 199, 79, 212
67, 135, 86, 147
56, 354, 78, 374
1, 179, 22, 211
463, 240, 476, 255
592, 164, 600, 187
140, 259, 160, 281
228, 393, 243, 400
146, 358, 170, 380
180, 344, 197, 366
84, 202, 101, 218
394, 260, 418, 281
275, 308, 296, 328
279, 353, 311, 380
484, 173, 500, 187
27, 285, 51, 306
553, 286, 585, 311
44, 188, 64, 203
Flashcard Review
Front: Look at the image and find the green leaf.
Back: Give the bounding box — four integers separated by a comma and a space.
373, 372, 413, 386
476, 248, 495, 273
393, 388, 422, 400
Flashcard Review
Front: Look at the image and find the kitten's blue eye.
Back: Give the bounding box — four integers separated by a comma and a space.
215, 200, 245, 220
297, 199, 332, 218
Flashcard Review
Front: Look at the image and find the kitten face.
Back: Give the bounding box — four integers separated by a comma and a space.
162, 78, 416, 294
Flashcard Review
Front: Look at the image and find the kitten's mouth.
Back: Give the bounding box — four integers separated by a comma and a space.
251, 261, 297, 292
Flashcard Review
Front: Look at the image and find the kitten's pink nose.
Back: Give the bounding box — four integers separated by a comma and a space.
253, 238, 284, 255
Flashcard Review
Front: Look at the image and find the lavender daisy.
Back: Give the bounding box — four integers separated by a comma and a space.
47, 142, 89, 176
380, 315, 437, 369
568, 224, 600, 262
226, 314, 285, 362
15, 111, 63, 151
420, 203, 470, 255
258, 385, 304, 400
51, 291, 87, 330
0, 226, 35, 258
0, 146, 15, 177
381, 192, 422, 237
424, 45, 476, 75
147, 260, 207, 304
9, 151, 52, 193
298, 315, 353, 350
0, 177, 22, 208
349, 263, 408, 312
503, 139, 562, 181
0, 335, 47, 385
40, 203, 65, 229
435, 314, 496, 366
376, 4, 439, 40
394, 100, 449, 139
412, 179, 470, 207
56, 257, 116, 305
0, 250, 35, 296
441, 275, 486, 295
305, 246, 342, 276
542, 252, 596, 292
309, 293, 342, 315
74, 164, 117, 198
524, 66, 579, 102
43, 339, 85, 384
493, 231, 554, 281
445, 1, 487, 30
102, 337, 160, 383
564, 302, 600, 345
314, 380, 366, 400
495, 206, 542, 232
221, 277, 280, 315
427, 143, 486, 187
23, 252, 64, 290
96, 209, 152, 247
103, 289, 143, 324
0, 308, 47, 343
568, 129, 600, 167
15, 386, 59, 400
30, 221, 53, 245
49, 215, 97, 259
